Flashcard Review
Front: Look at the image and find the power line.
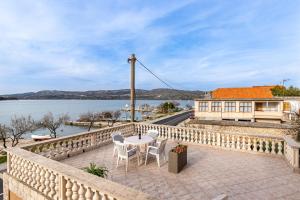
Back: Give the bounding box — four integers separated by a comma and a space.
136, 59, 196, 102
136, 59, 176, 90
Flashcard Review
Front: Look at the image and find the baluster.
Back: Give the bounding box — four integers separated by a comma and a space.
203, 131, 207, 144
231, 135, 235, 149
247, 138, 251, 151
259, 139, 264, 153
49, 172, 56, 198
221, 134, 225, 148
226, 134, 230, 148
212, 133, 215, 146
31, 164, 37, 187
22, 160, 28, 182
72, 181, 79, 200
199, 131, 203, 144
216, 133, 220, 146
16, 157, 22, 179
253, 138, 257, 152
265, 140, 270, 153
92, 191, 101, 200
35, 166, 41, 189
208, 132, 211, 145
236, 136, 240, 150
66, 179, 73, 200
242, 136, 246, 150
25, 161, 32, 185
278, 140, 283, 155
85, 187, 92, 200
271, 140, 275, 154
39, 168, 46, 192
44, 169, 51, 195
54, 174, 59, 199
78, 184, 85, 200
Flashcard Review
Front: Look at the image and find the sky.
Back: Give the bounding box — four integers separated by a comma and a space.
0, 0, 300, 94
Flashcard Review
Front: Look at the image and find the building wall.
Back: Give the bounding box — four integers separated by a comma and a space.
195, 100, 284, 123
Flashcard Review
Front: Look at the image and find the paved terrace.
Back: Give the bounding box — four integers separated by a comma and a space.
61, 142, 300, 200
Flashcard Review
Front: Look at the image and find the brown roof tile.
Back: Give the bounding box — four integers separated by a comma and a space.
212, 86, 275, 99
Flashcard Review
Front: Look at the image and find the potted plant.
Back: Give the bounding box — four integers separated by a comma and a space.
84, 163, 109, 178
168, 143, 187, 173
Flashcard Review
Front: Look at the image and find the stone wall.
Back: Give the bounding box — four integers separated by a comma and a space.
3, 173, 49, 200
186, 119, 296, 137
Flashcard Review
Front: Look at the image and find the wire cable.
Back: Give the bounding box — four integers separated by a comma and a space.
136, 59, 176, 90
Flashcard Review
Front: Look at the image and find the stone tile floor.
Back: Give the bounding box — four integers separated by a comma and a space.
62, 142, 300, 200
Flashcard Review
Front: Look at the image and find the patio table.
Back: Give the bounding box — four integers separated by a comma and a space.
124, 135, 154, 164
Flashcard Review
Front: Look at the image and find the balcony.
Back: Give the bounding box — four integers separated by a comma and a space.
4, 123, 300, 200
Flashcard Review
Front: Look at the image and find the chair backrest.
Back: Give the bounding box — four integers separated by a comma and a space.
115, 142, 128, 157
158, 139, 167, 154
147, 129, 159, 139
112, 133, 124, 143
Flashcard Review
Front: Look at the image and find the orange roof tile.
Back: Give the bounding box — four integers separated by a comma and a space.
212, 86, 275, 99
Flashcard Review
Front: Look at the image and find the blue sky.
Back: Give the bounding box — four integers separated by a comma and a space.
0, 0, 299, 94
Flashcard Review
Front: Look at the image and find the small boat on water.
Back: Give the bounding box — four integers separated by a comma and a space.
31, 134, 52, 141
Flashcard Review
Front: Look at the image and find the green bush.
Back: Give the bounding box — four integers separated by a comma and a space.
84, 163, 108, 178
0, 155, 7, 164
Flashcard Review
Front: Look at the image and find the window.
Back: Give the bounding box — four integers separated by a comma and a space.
239, 102, 252, 112
283, 102, 291, 111
211, 102, 221, 112
224, 102, 236, 112
199, 102, 208, 112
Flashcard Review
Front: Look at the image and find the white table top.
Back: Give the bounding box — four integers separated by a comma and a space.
124, 135, 154, 146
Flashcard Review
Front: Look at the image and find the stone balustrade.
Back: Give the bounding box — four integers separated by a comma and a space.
135, 123, 285, 155
284, 135, 300, 172
4, 122, 300, 200
23, 123, 135, 160
6, 147, 155, 200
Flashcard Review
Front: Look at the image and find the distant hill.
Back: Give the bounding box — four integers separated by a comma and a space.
0, 96, 18, 101
1, 88, 206, 100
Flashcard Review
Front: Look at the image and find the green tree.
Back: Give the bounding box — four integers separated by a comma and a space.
271, 85, 300, 96
158, 102, 176, 113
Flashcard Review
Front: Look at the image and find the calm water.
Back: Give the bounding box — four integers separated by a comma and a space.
0, 100, 191, 137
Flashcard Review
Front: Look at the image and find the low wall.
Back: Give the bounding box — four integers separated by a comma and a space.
3, 173, 48, 200
187, 120, 296, 137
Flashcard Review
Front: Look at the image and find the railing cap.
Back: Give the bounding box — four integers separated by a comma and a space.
284, 135, 300, 149
6, 147, 156, 200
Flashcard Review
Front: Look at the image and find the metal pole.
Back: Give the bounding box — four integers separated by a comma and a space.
128, 54, 136, 122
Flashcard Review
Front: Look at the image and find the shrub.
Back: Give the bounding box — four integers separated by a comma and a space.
84, 163, 108, 178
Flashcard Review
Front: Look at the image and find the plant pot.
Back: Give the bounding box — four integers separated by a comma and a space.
168, 147, 187, 173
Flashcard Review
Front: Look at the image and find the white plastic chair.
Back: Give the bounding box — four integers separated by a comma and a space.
115, 142, 139, 172
147, 129, 159, 146
112, 132, 124, 157
145, 139, 167, 167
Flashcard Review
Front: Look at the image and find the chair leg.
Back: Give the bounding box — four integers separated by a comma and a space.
156, 155, 160, 167
126, 159, 128, 172
145, 152, 149, 166
116, 156, 120, 168
137, 155, 140, 166
113, 147, 116, 157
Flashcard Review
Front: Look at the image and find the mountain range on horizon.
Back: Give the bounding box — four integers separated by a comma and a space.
0, 88, 207, 100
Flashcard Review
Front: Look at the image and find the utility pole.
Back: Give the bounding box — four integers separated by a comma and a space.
282, 79, 290, 97
128, 54, 136, 122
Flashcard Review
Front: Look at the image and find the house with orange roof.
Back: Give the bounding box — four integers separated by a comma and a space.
194, 86, 291, 123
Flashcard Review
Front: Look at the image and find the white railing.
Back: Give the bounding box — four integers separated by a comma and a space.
23, 123, 135, 160
284, 135, 300, 171
135, 123, 284, 155
6, 123, 154, 200
6, 148, 154, 200
5, 122, 300, 200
